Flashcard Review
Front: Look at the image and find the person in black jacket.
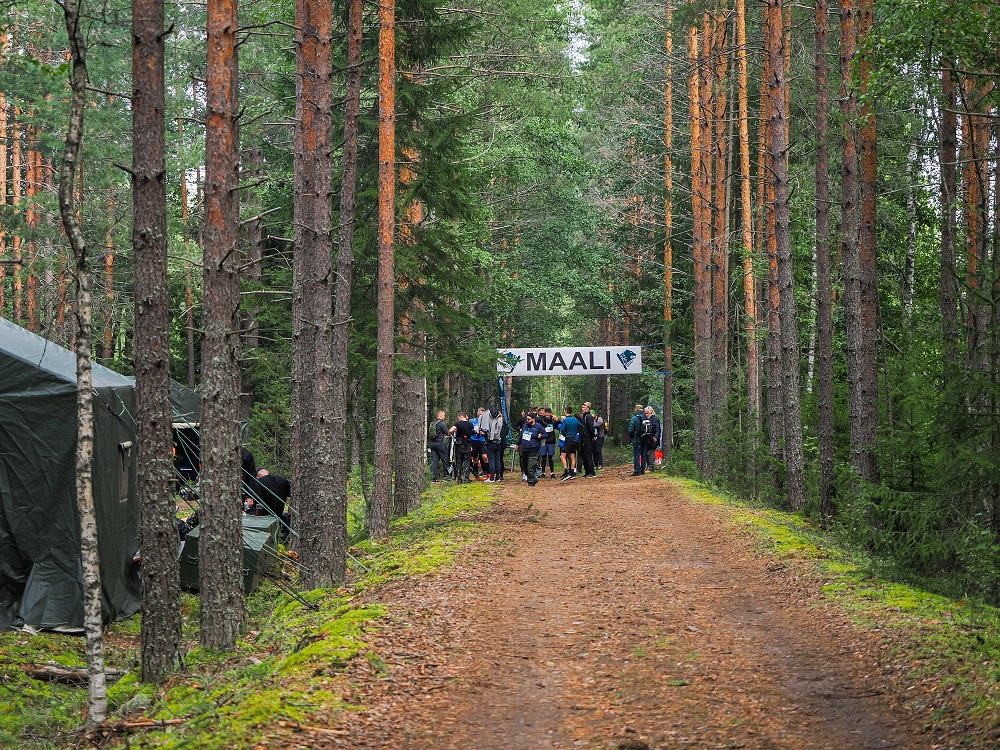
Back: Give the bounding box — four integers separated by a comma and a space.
449, 413, 475, 483
578, 402, 597, 478
429, 410, 450, 481
641, 406, 662, 473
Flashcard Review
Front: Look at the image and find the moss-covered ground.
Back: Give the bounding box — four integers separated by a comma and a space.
662, 475, 1000, 731
0, 481, 493, 749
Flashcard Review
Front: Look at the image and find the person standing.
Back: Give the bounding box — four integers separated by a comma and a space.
578, 402, 597, 478
539, 408, 558, 479
254, 468, 292, 536
557, 407, 582, 480
627, 404, 645, 475
449, 412, 475, 483
429, 410, 450, 481
514, 411, 546, 486
641, 406, 662, 473
593, 411, 607, 469
478, 405, 505, 482
470, 408, 489, 479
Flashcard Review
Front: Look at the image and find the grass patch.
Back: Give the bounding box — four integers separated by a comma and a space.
1, 481, 495, 749
660, 474, 1000, 735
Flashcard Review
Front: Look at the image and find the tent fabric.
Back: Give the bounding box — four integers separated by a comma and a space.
178, 515, 279, 596
0, 318, 147, 630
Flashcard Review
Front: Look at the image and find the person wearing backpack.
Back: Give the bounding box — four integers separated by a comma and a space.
478, 404, 505, 482
641, 406, 662, 473
627, 403, 645, 475
429, 410, 450, 481
593, 412, 607, 470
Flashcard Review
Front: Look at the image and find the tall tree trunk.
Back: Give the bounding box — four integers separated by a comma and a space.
689, 24, 711, 475
0, 91, 7, 312
132, 0, 182, 682
200, 0, 244, 650
853, 0, 879, 483
711, 11, 729, 421
663, 1, 674, 462
103, 198, 115, 358
370, 0, 396, 539
815, 0, 835, 520
940, 68, 959, 382
761, 20, 783, 478
767, 0, 805, 509
12, 112, 22, 323
59, 0, 106, 722
25, 130, 38, 331
394, 143, 426, 514
330, 0, 362, 582
903, 140, 918, 324
292, 0, 336, 588
840, 0, 868, 483
735, 0, 758, 436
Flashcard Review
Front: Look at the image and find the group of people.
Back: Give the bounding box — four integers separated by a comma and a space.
513, 402, 606, 485
627, 403, 663, 475
429, 406, 508, 483
429, 402, 613, 486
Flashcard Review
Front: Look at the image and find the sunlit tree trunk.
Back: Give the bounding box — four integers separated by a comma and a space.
103, 198, 115, 358
292, 0, 337, 587
12, 111, 23, 323
735, 0, 758, 437
370, 0, 396, 538
689, 24, 711, 475
200, 0, 244, 650
815, 0, 835, 520
710, 10, 729, 420
59, 0, 106, 722
132, 0, 182, 682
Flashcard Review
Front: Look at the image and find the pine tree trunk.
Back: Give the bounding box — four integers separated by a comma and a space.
854, 0, 879, 484
132, 0, 182, 682
0, 91, 7, 311
12, 113, 22, 323
689, 24, 711, 475
940, 68, 959, 382
58, 0, 106, 722
663, 2, 674, 462
711, 12, 729, 421
767, 0, 805, 509
760, 21, 783, 478
200, 0, 244, 650
292, 0, 337, 588
394, 143, 426, 515
815, 0, 835, 520
370, 0, 396, 539
103, 198, 115, 358
735, 0, 759, 436
330, 0, 362, 582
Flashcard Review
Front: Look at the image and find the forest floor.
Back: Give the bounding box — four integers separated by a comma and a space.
270, 467, 996, 750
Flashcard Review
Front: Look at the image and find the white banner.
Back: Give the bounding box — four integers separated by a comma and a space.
497, 346, 642, 377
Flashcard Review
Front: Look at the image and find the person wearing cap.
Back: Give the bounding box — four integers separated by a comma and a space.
578, 402, 597, 478
627, 403, 646, 475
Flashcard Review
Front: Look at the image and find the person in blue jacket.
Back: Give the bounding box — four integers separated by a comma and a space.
556, 407, 582, 480
514, 412, 546, 486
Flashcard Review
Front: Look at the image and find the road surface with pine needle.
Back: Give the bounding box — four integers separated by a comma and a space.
283, 467, 975, 749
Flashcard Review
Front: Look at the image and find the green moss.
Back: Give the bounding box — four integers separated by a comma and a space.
7, 479, 496, 749
671, 478, 1000, 734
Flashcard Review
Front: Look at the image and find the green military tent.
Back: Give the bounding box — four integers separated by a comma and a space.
0, 317, 142, 630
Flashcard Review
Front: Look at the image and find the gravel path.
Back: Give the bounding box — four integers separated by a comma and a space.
308, 468, 939, 749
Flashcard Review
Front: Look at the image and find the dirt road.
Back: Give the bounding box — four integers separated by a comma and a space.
324, 468, 937, 749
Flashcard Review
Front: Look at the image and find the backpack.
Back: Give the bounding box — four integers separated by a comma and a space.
642, 418, 656, 437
